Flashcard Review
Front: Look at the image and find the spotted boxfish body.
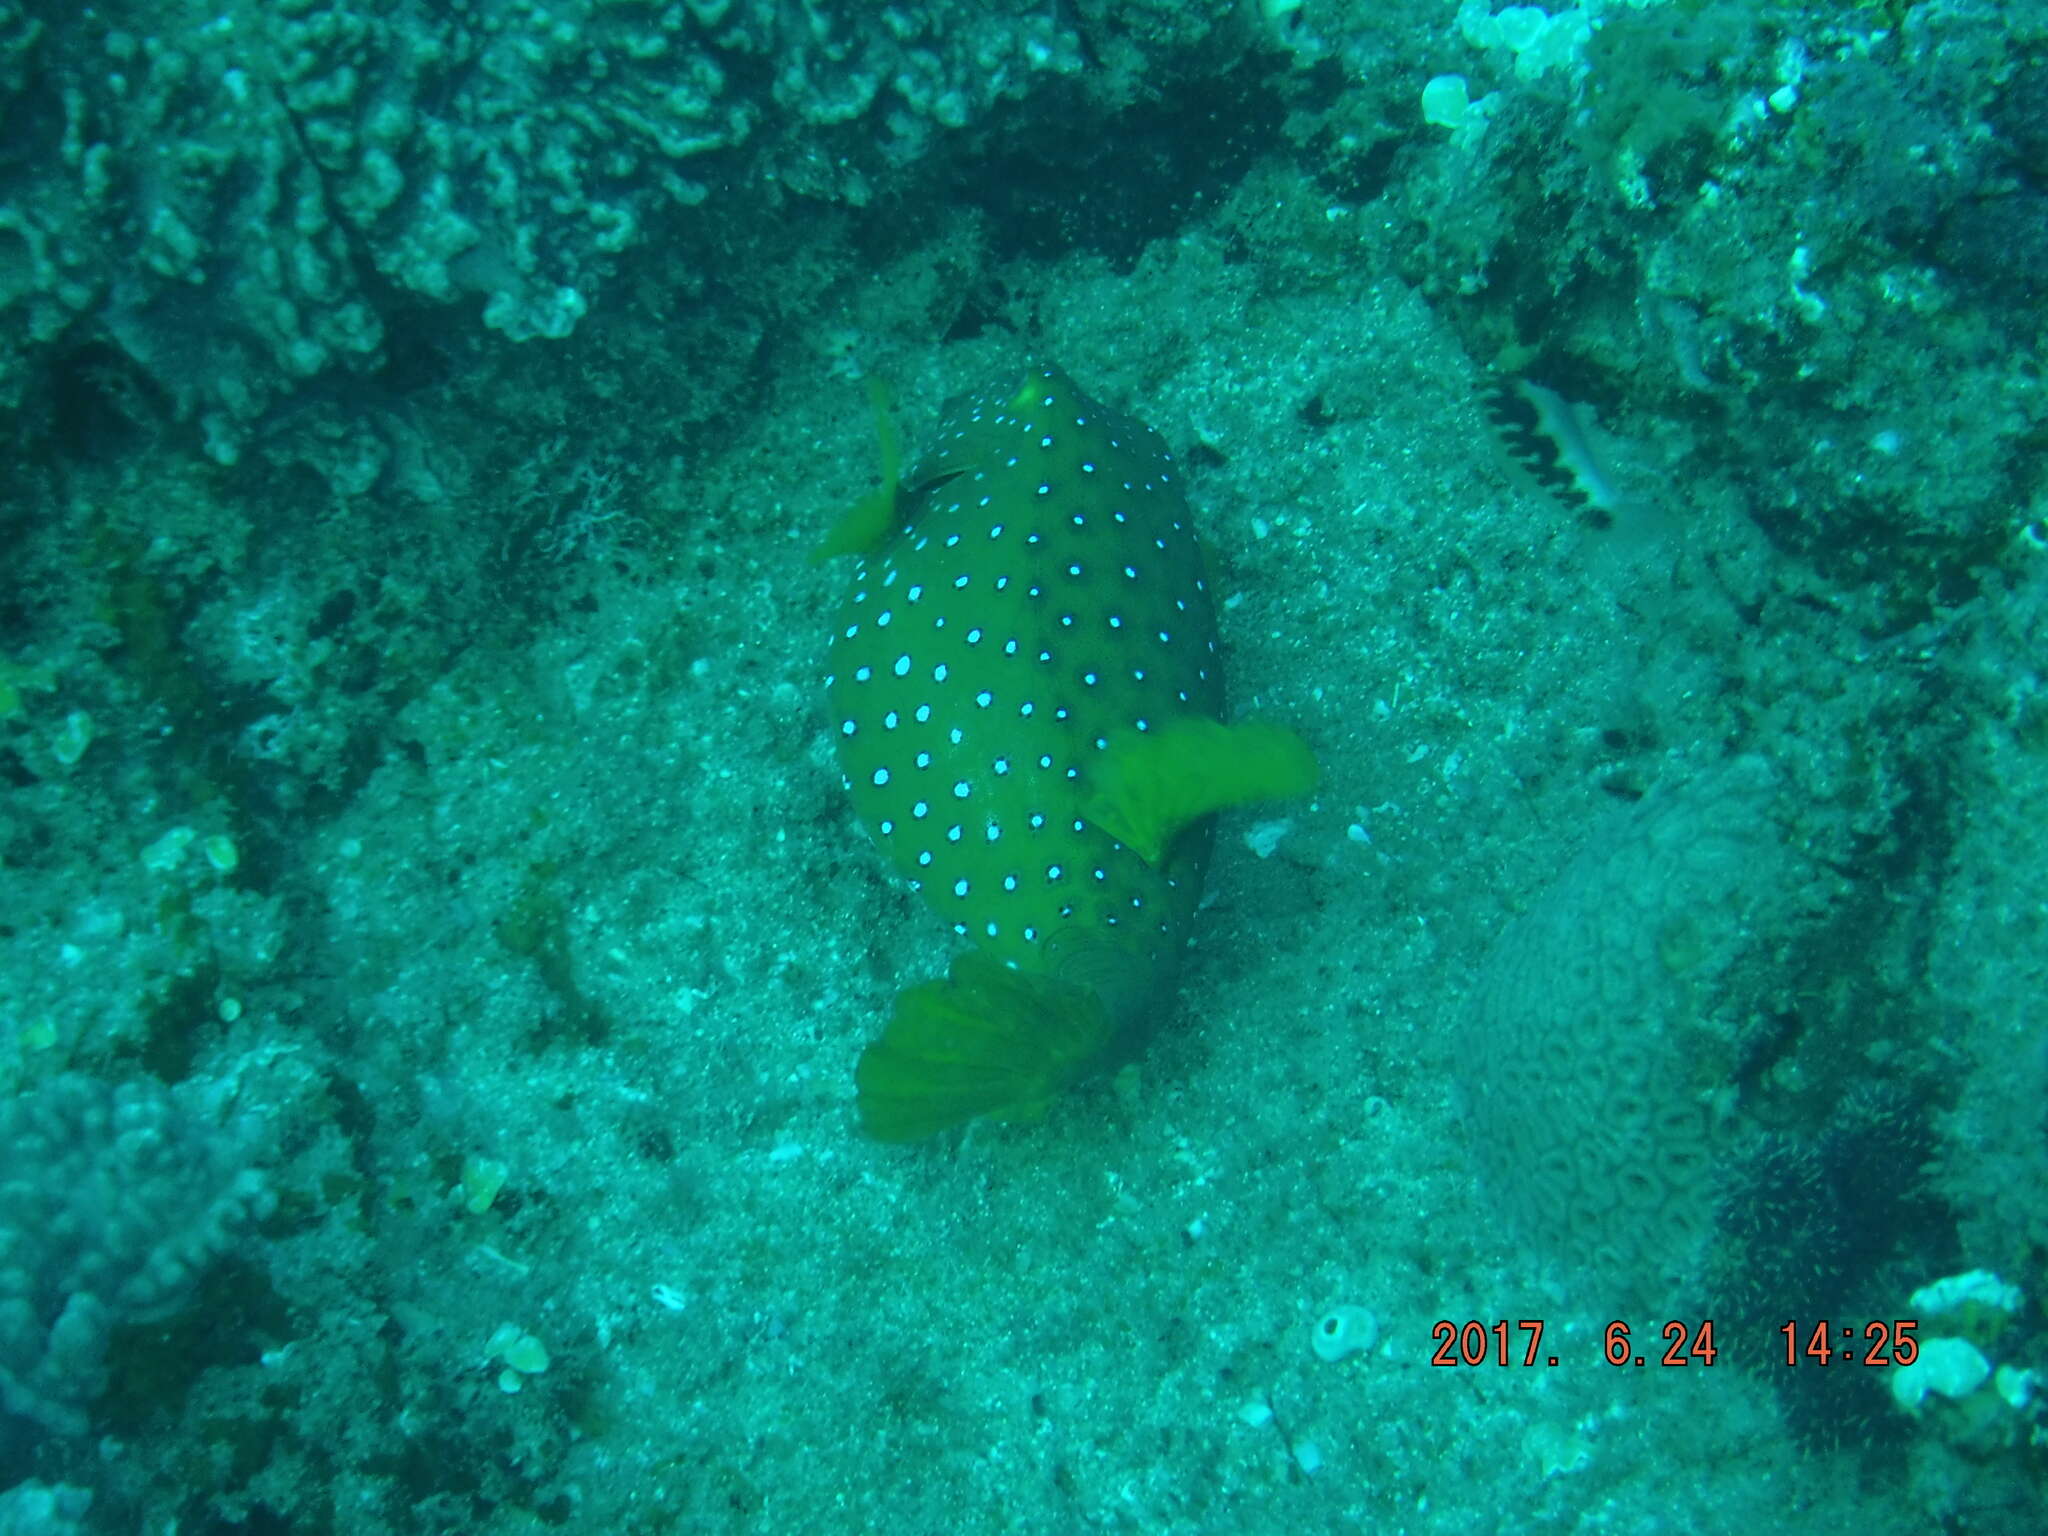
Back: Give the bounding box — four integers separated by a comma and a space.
823, 364, 1315, 1140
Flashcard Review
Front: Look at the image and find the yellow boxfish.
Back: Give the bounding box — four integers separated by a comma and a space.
821, 364, 1316, 1141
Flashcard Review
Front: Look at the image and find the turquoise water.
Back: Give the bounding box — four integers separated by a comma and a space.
1, 2, 2043, 1532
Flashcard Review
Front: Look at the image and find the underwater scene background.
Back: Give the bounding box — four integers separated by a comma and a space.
1, 0, 2045, 1531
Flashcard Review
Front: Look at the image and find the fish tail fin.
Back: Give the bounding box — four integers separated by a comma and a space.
855, 951, 1115, 1142
1080, 717, 1319, 867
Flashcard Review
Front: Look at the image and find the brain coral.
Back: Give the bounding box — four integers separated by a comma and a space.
1456, 756, 1814, 1301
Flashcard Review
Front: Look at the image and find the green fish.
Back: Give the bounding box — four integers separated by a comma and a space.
821, 364, 1315, 1141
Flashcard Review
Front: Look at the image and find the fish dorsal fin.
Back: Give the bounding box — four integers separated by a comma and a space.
1079, 717, 1318, 867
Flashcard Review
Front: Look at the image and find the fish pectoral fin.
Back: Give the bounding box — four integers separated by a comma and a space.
813, 377, 990, 561
812, 378, 903, 564
811, 483, 897, 564
811, 468, 969, 563
855, 951, 1114, 1142
1079, 717, 1319, 867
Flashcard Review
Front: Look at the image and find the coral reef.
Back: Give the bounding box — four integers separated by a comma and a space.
1, 1, 2044, 1532
1456, 756, 1827, 1300
0, 1, 1245, 466
0, 1073, 273, 1446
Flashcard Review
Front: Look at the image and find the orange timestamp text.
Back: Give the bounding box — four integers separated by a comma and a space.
1427, 1319, 1721, 1368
